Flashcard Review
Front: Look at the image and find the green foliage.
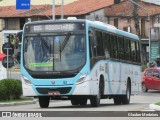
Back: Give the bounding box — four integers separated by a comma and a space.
155, 102, 160, 106
142, 64, 147, 72
0, 79, 22, 101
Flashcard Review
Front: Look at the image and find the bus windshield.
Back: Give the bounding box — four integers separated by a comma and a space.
24, 34, 86, 72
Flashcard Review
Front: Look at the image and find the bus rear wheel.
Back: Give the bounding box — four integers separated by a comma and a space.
121, 82, 131, 104
142, 83, 148, 92
39, 96, 50, 108
113, 96, 121, 105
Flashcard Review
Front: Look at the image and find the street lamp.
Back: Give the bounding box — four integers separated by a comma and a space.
130, 0, 151, 62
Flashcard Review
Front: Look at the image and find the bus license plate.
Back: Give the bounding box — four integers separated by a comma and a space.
48, 91, 60, 96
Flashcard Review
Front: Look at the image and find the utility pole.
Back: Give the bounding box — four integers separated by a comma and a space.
132, 0, 143, 64
132, 0, 140, 37
52, 0, 55, 20
61, 0, 64, 19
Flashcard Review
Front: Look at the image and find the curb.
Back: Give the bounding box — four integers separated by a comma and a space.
149, 104, 160, 111
0, 99, 37, 107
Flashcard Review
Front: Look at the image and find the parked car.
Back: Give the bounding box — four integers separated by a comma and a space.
142, 67, 160, 92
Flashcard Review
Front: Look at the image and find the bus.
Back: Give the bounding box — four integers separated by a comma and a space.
21, 19, 141, 108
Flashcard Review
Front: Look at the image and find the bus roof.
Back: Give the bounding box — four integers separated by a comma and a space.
24, 19, 139, 40
86, 20, 139, 40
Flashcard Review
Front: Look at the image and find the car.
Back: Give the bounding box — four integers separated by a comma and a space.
142, 67, 160, 92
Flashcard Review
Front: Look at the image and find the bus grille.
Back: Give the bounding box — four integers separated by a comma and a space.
36, 87, 72, 94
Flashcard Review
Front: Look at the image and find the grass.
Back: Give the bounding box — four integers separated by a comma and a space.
155, 102, 160, 106
0, 97, 33, 103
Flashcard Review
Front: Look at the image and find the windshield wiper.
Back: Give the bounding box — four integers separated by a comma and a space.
37, 33, 50, 52
60, 33, 71, 53
59, 33, 71, 62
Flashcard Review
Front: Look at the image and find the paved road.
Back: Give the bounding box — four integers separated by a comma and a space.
0, 91, 160, 111
0, 91, 160, 119
3, 71, 160, 119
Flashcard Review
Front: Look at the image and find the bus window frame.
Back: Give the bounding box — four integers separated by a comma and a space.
88, 27, 141, 65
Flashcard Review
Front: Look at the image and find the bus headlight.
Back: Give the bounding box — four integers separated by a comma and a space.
76, 77, 85, 85
22, 75, 33, 85
76, 73, 87, 85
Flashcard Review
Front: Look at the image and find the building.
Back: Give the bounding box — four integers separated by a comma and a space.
1, 0, 160, 63
0, 0, 116, 53
0, 0, 78, 53
104, 0, 160, 62
0, 5, 54, 53
42, 0, 115, 21
0, 0, 77, 6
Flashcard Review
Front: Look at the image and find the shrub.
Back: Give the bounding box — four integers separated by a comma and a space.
0, 79, 22, 101
142, 64, 147, 72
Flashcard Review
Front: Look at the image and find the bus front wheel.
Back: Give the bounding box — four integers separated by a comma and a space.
39, 96, 50, 108
71, 99, 79, 105
90, 94, 100, 107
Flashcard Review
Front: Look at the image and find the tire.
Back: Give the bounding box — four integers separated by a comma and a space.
142, 83, 148, 92
39, 96, 50, 108
113, 96, 122, 105
71, 99, 79, 105
90, 94, 100, 107
90, 79, 103, 107
121, 83, 131, 104
79, 98, 87, 105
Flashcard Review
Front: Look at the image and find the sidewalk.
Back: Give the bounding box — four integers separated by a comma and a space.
149, 104, 160, 111
0, 99, 37, 107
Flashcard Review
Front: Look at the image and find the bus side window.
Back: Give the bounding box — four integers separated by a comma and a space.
89, 37, 92, 58
136, 41, 141, 63
103, 33, 110, 58
118, 37, 124, 60
131, 40, 136, 62
89, 30, 97, 58
95, 30, 104, 57
110, 35, 118, 59
124, 39, 131, 61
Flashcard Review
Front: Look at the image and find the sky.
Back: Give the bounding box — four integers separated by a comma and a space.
0, 0, 77, 6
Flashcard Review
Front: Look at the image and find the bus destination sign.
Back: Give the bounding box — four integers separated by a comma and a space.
26, 23, 85, 33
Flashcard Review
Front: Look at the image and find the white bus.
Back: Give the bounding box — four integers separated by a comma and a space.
21, 19, 141, 108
